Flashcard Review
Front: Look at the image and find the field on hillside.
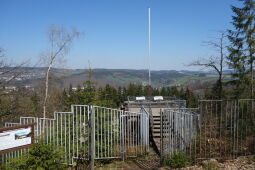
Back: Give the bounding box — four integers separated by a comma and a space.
4, 67, 232, 88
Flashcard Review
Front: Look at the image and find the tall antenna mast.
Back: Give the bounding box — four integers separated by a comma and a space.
87, 60, 93, 82
148, 7, 151, 86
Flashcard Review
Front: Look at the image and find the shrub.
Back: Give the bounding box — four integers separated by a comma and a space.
163, 152, 191, 168
201, 159, 219, 170
7, 142, 67, 170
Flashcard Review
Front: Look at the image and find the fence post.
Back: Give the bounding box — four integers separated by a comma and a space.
90, 106, 95, 170
160, 109, 163, 166
121, 110, 125, 161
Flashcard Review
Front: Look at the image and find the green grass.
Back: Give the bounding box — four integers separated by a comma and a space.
106, 75, 142, 83
173, 75, 232, 85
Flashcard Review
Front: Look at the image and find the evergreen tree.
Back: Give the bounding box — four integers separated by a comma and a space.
127, 83, 136, 97
160, 87, 167, 96
228, 0, 255, 98
184, 88, 198, 108
152, 88, 160, 96
143, 85, 153, 96
82, 80, 96, 104
135, 84, 143, 96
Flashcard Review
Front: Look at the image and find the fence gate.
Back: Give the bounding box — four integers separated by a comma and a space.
0, 105, 149, 165
161, 108, 200, 161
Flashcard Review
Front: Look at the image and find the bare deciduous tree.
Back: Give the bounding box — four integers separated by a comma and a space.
189, 32, 227, 99
0, 48, 28, 88
42, 25, 80, 119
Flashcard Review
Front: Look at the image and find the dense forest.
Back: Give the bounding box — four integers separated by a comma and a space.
0, 79, 198, 123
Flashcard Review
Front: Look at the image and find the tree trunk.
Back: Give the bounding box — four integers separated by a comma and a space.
251, 57, 253, 99
43, 63, 52, 133
43, 64, 52, 118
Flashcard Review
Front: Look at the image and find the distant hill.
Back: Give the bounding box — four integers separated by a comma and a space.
3, 67, 232, 88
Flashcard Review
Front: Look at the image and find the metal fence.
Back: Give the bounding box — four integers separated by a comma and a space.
0, 105, 149, 165
161, 108, 200, 161
161, 99, 255, 162
197, 99, 255, 160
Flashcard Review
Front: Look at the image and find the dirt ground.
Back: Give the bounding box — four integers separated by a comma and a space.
96, 160, 142, 170
95, 155, 255, 170
179, 156, 255, 170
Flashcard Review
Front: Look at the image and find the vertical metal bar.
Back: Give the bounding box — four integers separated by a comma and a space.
166, 110, 168, 154
240, 100, 243, 156
230, 100, 233, 158
140, 114, 142, 154
76, 106, 79, 158
139, 112, 141, 155
245, 101, 248, 156
110, 109, 113, 157
185, 113, 187, 154
182, 111, 184, 153
114, 110, 116, 157
171, 111, 174, 154
107, 109, 110, 158
100, 107, 103, 158
117, 110, 120, 158
121, 110, 125, 161
189, 113, 192, 158
57, 114, 59, 147
199, 101, 202, 159
96, 107, 99, 158
69, 112, 71, 164
133, 112, 135, 154
170, 110, 172, 155
80, 106, 82, 149
234, 100, 237, 158
204, 102, 208, 158
88, 106, 90, 160
90, 106, 95, 170
104, 108, 106, 158
64, 114, 67, 161
225, 101, 228, 157
46, 119, 49, 144
61, 114, 63, 146
219, 100, 223, 158
209, 101, 212, 158
83, 106, 86, 160
72, 106, 75, 165
170, 110, 172, 154
215, 101, 218, 157
237, 100, 240, 158
49, 119, 52, 143
135, 111, 139, 156
253, 100, 255, 156
176, 111, 179, 153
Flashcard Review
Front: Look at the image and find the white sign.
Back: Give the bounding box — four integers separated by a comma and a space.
0, 127, 32, 151
136, 96, 146, 101
154, 96, 164, 100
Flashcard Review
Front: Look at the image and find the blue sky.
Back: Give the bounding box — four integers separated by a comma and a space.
0, 0, 241, 70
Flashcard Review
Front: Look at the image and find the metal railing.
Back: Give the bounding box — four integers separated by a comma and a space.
161, 108, 200, 161
160, 99, 255, 163
0, 105, 149, 165
197, 99, 255, 160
